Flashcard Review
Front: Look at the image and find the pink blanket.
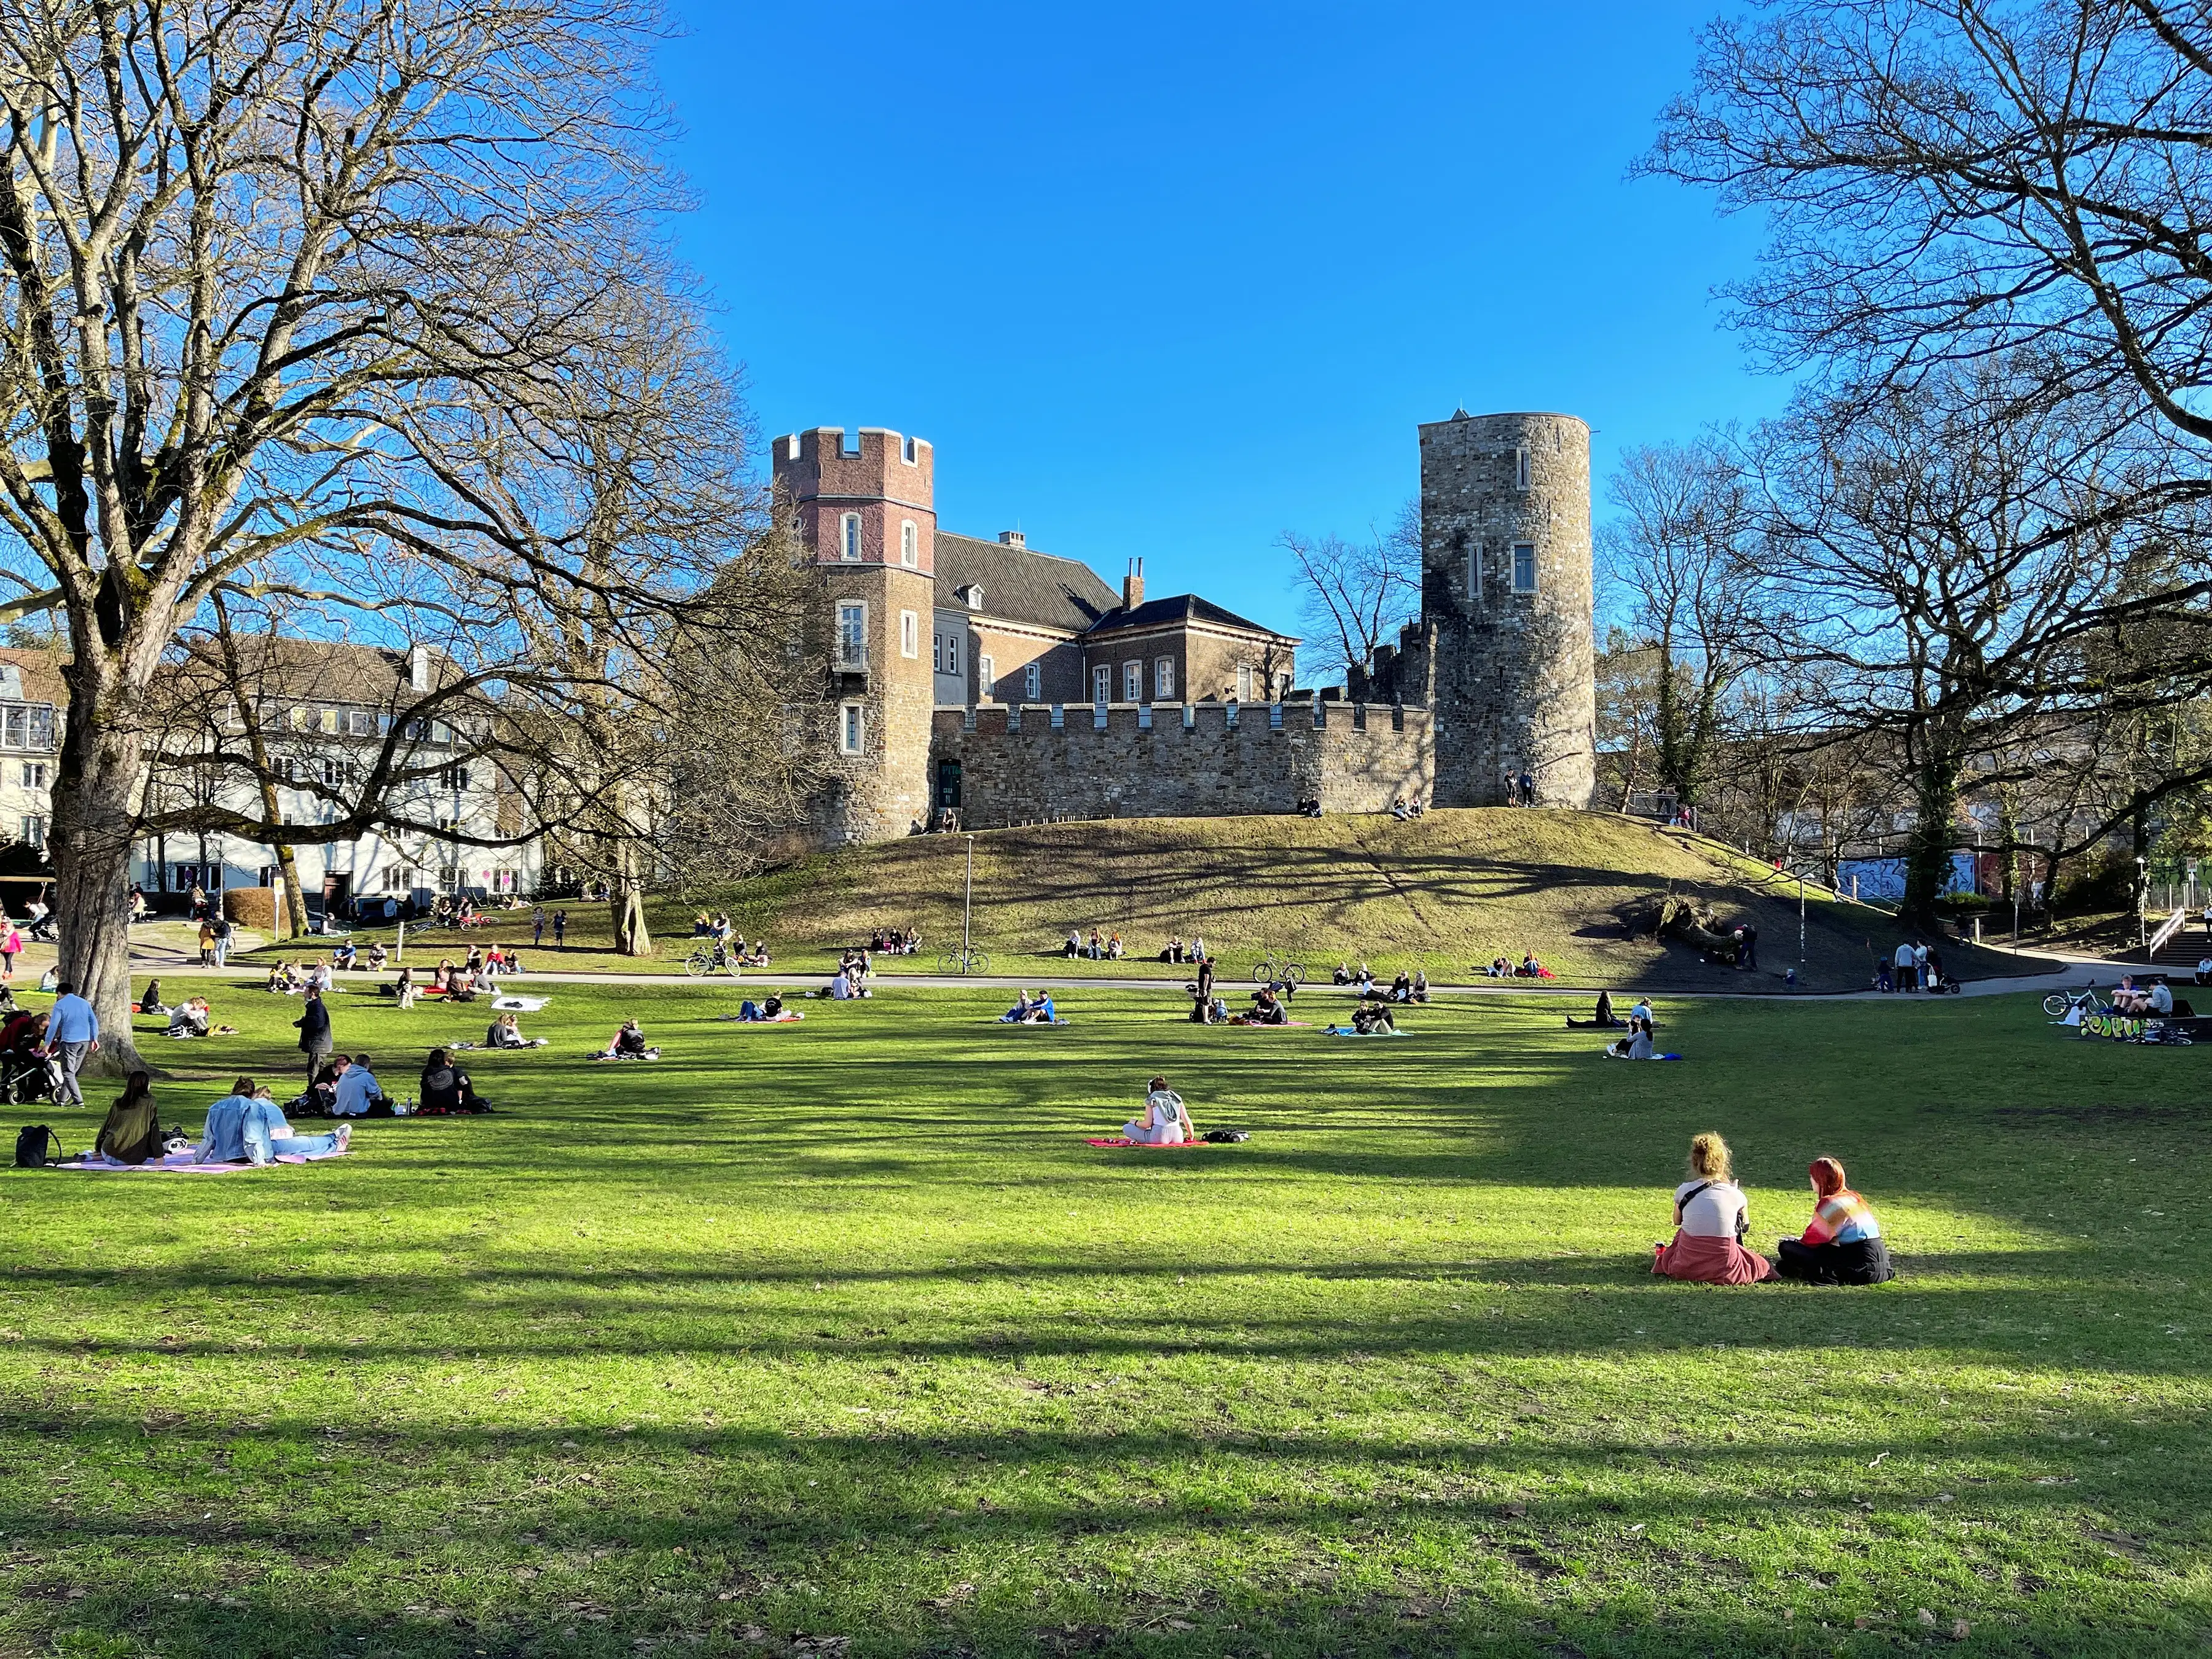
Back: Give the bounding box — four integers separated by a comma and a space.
55, 1148, 353, 1174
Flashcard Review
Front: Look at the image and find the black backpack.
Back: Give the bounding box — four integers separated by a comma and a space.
14, 1124, 60, 1167
1202, 1129, 1250, 1143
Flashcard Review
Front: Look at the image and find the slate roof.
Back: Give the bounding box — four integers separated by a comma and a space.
933, 533, 1120, 635
1083, 594, 1296, 642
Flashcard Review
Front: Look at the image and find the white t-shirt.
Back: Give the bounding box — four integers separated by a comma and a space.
1675, 1179, 1747, 1239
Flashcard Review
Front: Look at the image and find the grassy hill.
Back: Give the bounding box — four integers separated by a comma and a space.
708, 809, 2035, 992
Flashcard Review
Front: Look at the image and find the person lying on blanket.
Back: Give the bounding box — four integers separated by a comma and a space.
734, 995, 796, 1022
600, 1019, 659, 1059
1122, 1075, 1196, 1145
196, 1075, 350, 1166
1247, 986, 1290, 1026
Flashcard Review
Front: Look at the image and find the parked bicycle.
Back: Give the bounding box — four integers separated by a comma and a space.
684, 944, 742, 978
936, 946, 992, 976
1251, 954, 1306, 988
2042, 984, 2107, 1019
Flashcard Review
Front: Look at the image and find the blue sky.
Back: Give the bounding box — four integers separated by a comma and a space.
656, 1, 1784, 636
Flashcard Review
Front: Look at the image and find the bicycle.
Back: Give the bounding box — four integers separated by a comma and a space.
936, 946, 992, 976
2042, 984, 2107, 1019
683, 946, 741, 978
1251, 954, 1305, 988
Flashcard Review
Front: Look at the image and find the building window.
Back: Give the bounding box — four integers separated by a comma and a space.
1123, 661, 1141, 700
1092, 665, 1111, 705
944, 632, 960, 675
902, 434, 919, 464
18, 815, 43, 850
837, 603, 866, 667
437, 763, 471, 791
349, 710, 377, 737
1512, 544, 1538, 594
1513, 447, 1529, 491
19, 762, 44, 790
839, 703, 865, 755
979, 655, 995, 698
382, 864, 416, 892
840, 512, 862, 562
1236, 665, 1254, 702
1155, 657, 1174, 699
1024, 662, 1040, 701
900, 610, 919, 658
900, 520, 919, 568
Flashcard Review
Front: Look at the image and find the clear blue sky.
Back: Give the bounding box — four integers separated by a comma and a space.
656, 1, 1784, 637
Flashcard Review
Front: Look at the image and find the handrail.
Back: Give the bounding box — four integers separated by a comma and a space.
2149, 904, 2190, 957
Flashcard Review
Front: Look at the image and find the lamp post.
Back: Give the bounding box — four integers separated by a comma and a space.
2137, 856, 2149, 948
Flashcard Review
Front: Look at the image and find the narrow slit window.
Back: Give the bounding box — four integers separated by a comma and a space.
840, 512, 862, 562
900, 520, 918, 568
1513, 447, 1529, 491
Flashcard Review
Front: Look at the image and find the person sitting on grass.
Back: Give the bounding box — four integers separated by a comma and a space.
484, 1011, 543, 1048
1410, 969, 1430, 1003
331, 1053, 385, 1117
734, 995, 794, 1023
135, 978, 168, 1016
1332, 963, 1352, 986
1775, 1156, 1897, 1285
1065, 928, 1081, 959
264, 963, 291, 994
1652, 1132, 1775, 1284
2149, 977, 2175, 1017
393, 967, 418, 1010
332, 939, 358, 970
1001, 989, 1038, 1022
1388, 970, 1414, 1003
1123, 1075, 1195, 1145
1247, 985, 1290, 1026
446, 968, 479, 1002
166, 996, 214, 1038
95, 1070, 161, 1166
366, 942, 388, 971
197, 1075, 351, 1164
1604, 1016, 1656, 1060
420, 1048, 492, 1113
1567, 990, 1628, 1030
600, 1019, 659, 1060
1350, 998, 1397, 1035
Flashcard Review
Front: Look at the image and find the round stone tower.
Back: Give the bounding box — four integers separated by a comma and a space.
1418, 410, 1595, 808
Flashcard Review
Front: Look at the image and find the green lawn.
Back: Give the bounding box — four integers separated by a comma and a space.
0, 980, 2205, 1657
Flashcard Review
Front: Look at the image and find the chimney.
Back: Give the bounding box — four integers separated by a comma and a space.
998, 530, 1026, 549
1123, 557, 1144, 613
408, 644, 430, 692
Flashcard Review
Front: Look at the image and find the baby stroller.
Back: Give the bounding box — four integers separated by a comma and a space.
0, 1048, 61, 1105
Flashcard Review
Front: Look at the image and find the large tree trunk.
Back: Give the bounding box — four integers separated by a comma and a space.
612, 884, 650, 956
51, 710, 147, 1075
1900, 751, 1963, 930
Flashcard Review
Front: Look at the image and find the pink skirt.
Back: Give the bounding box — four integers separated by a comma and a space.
1652, 1230, 1776, 1284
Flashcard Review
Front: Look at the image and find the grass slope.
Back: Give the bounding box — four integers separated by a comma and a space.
0, 979, 2205, 1657
699, 810, 2026, 992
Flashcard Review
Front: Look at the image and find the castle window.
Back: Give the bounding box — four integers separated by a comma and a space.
1512, 544, 1538, 594
979, 656, 995, 699
839, 703, 865, 755
1154, 657, 1174, 699
1236, 665, 1254, 702
837, 603, 866, 667
840, 512, 862, 562
1513, 447, 1530, 491
900, 520, 918, 568
901, 434, 918, 464
1092, 665, 1110, 706
900, 610, 919, 659
1123, 661, 1141, 701
1024, 662, 1040, 701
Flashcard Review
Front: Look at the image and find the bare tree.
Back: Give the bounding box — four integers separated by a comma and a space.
0, 2, 771, 1055
1279, 501, 1419, 685
1600, 441, 1754, 809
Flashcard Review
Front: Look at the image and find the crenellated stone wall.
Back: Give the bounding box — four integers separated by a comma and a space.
933, 699, 1433, 827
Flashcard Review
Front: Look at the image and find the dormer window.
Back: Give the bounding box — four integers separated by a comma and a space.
956, 582, 984, 610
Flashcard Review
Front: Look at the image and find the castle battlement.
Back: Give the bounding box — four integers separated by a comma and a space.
772, 426, 934, 513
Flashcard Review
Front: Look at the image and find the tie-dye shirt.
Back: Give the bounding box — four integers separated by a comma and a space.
1802, 1189, 1880, 1245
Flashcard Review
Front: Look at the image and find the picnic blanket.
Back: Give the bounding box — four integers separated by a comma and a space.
1084, 1137, 1213, 1150
1225, 1018, 1311, 1029
492, 994, 547, 1012
1322, 1025, 1409, 1037
997, 1017, 1071, 1026
54, 1147, 353, 1174
452, 1038, 551, 1051
713, 1013, 805, 1024
586, 1049, 661, 1061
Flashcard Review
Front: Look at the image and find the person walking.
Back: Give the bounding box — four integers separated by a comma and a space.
197, 915, 216, 967
552, 909, 567, 948
213, 913, 232, 968
294, 986, 332, 1092
532, 905, 546, 946
44, 980, 99, 1108
0, 920, 19, 982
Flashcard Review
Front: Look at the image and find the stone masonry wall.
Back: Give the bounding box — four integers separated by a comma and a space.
935, 700, 1433, 826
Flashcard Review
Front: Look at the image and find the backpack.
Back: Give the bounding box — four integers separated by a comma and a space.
1203, 1129, 1250, 1143
14, 1124, 60, 1167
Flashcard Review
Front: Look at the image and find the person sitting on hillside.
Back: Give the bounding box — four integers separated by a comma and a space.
1122, 1075, 1195, 1145
1567, 989, 1630, 1030
1065, 929, 1081, 959
332, 939, 358, 971
1389, 796, 1411, 821
1107, 932, 1124, 959
1164, 934, 1186, 965
445, 968, 479, 1002
1604, 1016, 1657, 1061
1353, 962, 1375, 994
1332, 963, 1353, 986
136, 978, 169, 1016
420, 1048, 492, 1113
1388, 970, 1414, 1003
365, 942, 388, 972
1247, 986, 1290, 1026
263, 963, 291, 995
35, 963, 58, 994
463, 945, 485, 976
1775, 1156, 1896, 1285
1410, 968, 1430, 1003
598, 1019, 659, 1060
1482, 955, 1510, 979
166, 997, 214, 1039
1350, 998, 1397, 1035
1652, 1132, 1775, 1284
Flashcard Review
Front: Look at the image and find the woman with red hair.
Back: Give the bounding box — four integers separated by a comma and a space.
1776, 1158, 1896, 1285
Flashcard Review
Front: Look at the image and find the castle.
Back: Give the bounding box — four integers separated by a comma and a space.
772, 410, 1595, 842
